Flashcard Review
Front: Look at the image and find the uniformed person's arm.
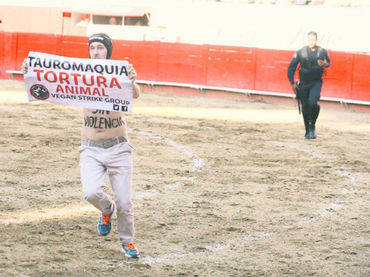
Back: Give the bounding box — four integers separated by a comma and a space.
318, 49, 331, 68
324, 49, 331, 67
325, 50, 331, 67
287, 51, 299, 86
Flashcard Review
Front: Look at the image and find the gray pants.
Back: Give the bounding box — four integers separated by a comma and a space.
79, 139, 134, 245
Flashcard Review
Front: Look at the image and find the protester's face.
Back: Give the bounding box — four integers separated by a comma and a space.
308, 34, 317, 49
89, 42, 108, 59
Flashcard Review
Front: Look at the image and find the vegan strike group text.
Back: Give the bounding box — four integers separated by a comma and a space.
24, 52, 133, 113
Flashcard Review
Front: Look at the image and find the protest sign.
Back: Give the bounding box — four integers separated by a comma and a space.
24, 51, 133, 113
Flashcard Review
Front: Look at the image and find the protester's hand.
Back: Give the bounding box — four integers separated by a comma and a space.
317, 59, 328, 67
128, 64, 137, 83
21, 59, 28, 74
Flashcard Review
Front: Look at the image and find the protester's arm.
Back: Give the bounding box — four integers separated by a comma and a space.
21, 58, 28, 74
128, 64, 140, 99
132, 82, 141, 99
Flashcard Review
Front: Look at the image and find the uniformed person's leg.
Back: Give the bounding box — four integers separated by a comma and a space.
307, 81, 322, 139
312, 104, 320, 130
299, 84, 311, 139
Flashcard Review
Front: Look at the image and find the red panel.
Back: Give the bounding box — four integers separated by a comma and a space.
205, 45, 255, 90
2, 32, 18, 72
114, 40, 159, 81
157, 42, 206, 85
62, 12, 72, 18
254, 48, 294, 93
351, 53, 370, 102
321, 51, 352, 99
60, 35, 89, 58
0, 31, 369, 104
0, 31, 4, 78
15, 33, 61, 67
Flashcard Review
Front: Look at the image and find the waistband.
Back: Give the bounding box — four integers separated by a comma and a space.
82, 135, 127, 149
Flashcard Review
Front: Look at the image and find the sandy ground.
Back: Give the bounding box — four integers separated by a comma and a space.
0, 80, 369, 277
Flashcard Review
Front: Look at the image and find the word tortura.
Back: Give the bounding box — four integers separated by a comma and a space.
28, 56, 129, 76
33, 69, 125, 97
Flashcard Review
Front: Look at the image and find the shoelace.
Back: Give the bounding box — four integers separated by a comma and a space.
102, 213, 110, 225
126, 243, 136, 251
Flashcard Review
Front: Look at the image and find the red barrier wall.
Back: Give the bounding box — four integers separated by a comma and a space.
206, 45, 256, 90
0, 31, 3, 76
1, 31, 369, 104
351, 53, 370, 102
254, 48, 293, 93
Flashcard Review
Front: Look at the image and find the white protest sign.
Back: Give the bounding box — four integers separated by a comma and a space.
24, 51, 133, 113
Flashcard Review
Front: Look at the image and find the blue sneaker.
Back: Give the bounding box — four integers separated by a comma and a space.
122, 243, 140, 259
97, 203, 115, 236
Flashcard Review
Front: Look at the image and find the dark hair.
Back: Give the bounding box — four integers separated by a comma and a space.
308, 31, 317, 38
89, 33, 113, 59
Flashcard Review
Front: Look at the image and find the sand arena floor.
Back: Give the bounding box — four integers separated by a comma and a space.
0, 80, 369, 276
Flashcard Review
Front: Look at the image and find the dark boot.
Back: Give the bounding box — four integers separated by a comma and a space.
302, 110, 310, 139
309, 124, 316, 139
304, 124, 310, 140
311, 104, 320, 128
309, 104, 320, 139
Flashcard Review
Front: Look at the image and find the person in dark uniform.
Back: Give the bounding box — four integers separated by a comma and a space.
287, 31, 331, 139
